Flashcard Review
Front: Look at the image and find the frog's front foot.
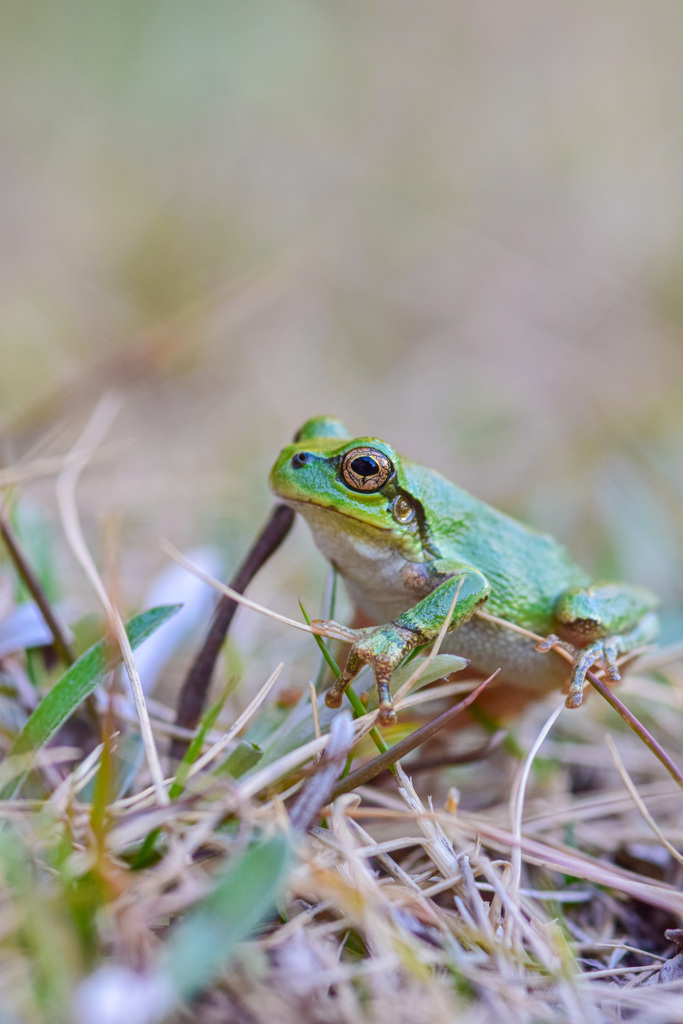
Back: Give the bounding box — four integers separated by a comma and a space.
324, 662, 398, 726
565, 640, 620, 709
323, 623, 419, 727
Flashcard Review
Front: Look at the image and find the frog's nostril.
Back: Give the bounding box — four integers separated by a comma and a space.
291, 452, 310, 469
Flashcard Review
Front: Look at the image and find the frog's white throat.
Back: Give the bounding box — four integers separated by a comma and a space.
296, 501, 424, 623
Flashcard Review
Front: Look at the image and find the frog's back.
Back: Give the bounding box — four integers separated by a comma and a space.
402, 460, 589, 634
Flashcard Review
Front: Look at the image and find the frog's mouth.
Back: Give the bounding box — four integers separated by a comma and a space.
277, 494, 393, 534
279, 494, 429, 569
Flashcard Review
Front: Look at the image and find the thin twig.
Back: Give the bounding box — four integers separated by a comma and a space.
0, 505, 74, 665
587, 669, 683, 791
170, 503, 294, 759
330, 672, 496, 799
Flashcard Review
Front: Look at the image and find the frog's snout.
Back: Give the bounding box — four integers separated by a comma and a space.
269, 445, 318, 500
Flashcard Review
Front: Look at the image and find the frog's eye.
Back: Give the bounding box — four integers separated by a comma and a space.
340, 447, 393, 492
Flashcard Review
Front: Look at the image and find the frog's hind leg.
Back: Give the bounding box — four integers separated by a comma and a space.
553, 583, 659, 708
565, 611, 659, 709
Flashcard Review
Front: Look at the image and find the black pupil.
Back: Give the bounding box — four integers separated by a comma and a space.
351, 456, 379, 478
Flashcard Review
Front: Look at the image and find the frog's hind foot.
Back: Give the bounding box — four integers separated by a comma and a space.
565, 640, 620, 709
535, 633, 621, 708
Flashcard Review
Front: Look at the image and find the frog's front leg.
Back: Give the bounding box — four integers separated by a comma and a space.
323, 622, 423, 724
552, 583, 659, 708
324, 562, 490, 726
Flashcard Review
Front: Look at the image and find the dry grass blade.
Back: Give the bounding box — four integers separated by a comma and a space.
162, 539, 319, 635
187, 661, 284, 776
55, 394, 169, 806
308, 681, 322, 743
509, 697, 566, 908
606, 734, 683, 868
289, 711, 355, 832
0, 442, 130, 490
449, 816, 683, 916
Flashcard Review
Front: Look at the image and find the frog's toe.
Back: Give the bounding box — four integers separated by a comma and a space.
604, 660, 621, 683
536, 633, 576, 658
378, 705, 397, 727
566, 644, 597, 707
601, 641, 621, 682
377, 677, 397, 727
326, 671, 354, 709
535, 633, 560, 653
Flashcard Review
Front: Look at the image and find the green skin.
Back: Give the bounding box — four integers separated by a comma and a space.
269, 416, 659, 726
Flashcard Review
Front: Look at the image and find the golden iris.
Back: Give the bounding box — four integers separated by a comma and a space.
340, 447, 393, 492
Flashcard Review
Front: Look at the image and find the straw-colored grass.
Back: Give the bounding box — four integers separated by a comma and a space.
1, 426, 682, 1024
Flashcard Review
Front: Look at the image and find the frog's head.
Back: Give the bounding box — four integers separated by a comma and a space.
269, 417, 426, 561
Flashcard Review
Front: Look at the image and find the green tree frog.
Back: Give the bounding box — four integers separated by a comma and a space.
269, 416, 659, 726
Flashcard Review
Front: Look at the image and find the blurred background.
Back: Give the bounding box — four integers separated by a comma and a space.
2, 0, 683, 697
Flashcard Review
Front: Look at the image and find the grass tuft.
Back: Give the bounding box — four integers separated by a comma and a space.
0, 491, 682, 1024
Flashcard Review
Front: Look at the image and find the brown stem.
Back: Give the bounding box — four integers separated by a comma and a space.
330, 672, 496, 800
588, 669, 683, 791
170, 503, 295, 760
0, 508, 74, 665
402, 730, 506, 774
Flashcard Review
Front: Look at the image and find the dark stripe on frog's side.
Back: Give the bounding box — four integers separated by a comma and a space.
382, 481, 441, 560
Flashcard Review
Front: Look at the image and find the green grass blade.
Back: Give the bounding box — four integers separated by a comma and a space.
214, 739, 262, 778
298, 600, 390, 760
0, 828, 76, 1023
299, 599, 342, 677
162, 833, 291, 999
169, 685, 230, 801
6, 604, 181, 763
